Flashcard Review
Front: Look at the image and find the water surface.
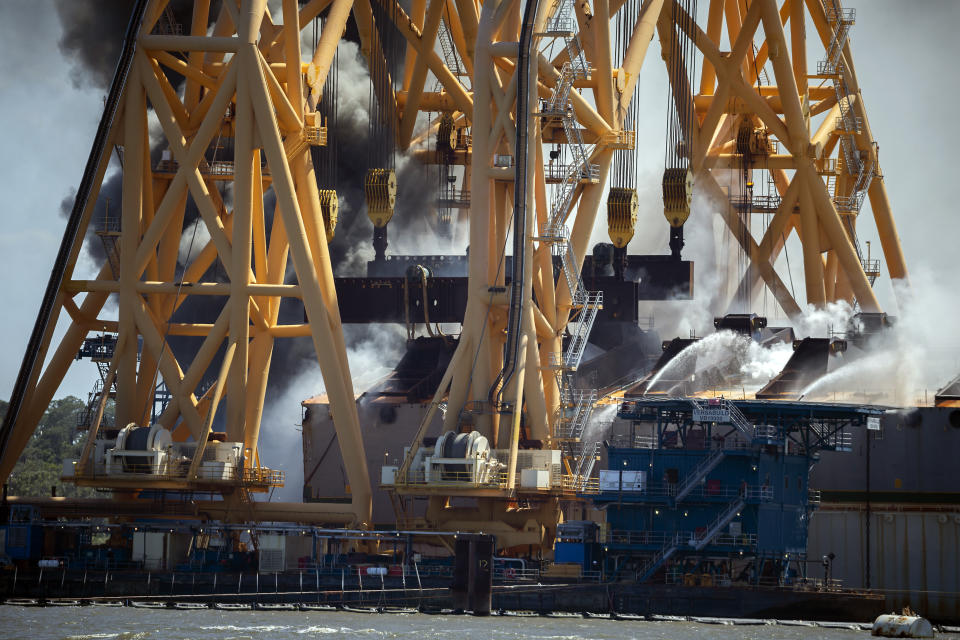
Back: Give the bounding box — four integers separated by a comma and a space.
0, 606, 873, 640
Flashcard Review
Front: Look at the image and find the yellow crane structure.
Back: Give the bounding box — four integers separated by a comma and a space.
0, 0, 907, 544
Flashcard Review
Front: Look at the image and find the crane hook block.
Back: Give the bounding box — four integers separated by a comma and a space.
606, 187, 639, 248
662, 167, 693, 228
318, 189, 338, 243
365, 168, 397, 228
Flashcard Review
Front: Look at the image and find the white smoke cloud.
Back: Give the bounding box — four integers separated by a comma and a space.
257, 324, 407, 500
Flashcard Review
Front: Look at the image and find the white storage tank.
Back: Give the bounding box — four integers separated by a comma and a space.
871, 613, 934, 638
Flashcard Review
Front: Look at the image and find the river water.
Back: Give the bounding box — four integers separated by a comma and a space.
0, 606, 877, 640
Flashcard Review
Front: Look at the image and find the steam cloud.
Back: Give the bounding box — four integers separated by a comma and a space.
799, 270, 960, 406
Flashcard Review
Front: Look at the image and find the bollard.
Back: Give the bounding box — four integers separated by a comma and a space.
451, 534, 494, 616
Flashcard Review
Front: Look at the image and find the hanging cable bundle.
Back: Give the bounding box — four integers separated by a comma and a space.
312, 15, 340, 243
365, 0, 404, 259
607, 0, 641, 251
436, 113, 457, 237
662, 0, 698, 259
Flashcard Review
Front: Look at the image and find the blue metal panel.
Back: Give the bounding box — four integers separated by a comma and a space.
4, 524, 43, 560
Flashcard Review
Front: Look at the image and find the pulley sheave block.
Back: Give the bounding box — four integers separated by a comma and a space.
365, 168, 397, 228
606, 187, 639, 248
318, 189, 338, 242
662, 167, 693, 227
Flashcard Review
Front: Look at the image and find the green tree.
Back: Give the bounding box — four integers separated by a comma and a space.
6, 396, 95, 498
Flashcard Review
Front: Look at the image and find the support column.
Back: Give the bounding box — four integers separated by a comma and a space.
117, 62, 146, 426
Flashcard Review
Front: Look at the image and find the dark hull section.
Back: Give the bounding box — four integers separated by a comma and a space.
756, 337, 846, 399
808, 406, 960, 622
0, 570, 885, 622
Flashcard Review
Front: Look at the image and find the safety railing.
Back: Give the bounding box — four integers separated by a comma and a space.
691, 497, 745, 550
613, 530, 759, 549
69, 460, 283, 487
539, 0, 575, 35
561, 474, 599, 493
242, 468, 285, 487
606, 433, 658, 449
556, 389, 597, 439
636, 533, 681, 582
304, 124, 328, 146
600, 481, 773, 502
810, 422, 853, 451
599, 129, 636, 150
394, 469, 504, 488
96, 215, 122, 234
437, 188, 471, 206
393, 468, 597, 493
794, 576, 844, 591
545, 162, 582, 183
493, 567, 542, 581
835, 114, 863, 134
729, 193, 782, 212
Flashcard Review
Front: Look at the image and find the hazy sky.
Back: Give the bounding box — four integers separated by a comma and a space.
0, 0, 957, 405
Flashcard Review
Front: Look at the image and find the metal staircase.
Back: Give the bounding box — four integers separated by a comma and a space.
572, 441, 601, 490
534, 0, 603, 493
557, 388, 597, 439
691, 497, 745, 550
674, 447, 726, 502
817, 1, 881, 286
637, 533, 681, 583
437, 19, 467, 79
75, 378, 115, 432
816, 0, 855, 77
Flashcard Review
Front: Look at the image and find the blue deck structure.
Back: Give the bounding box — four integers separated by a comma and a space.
590, 396, 885, 586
